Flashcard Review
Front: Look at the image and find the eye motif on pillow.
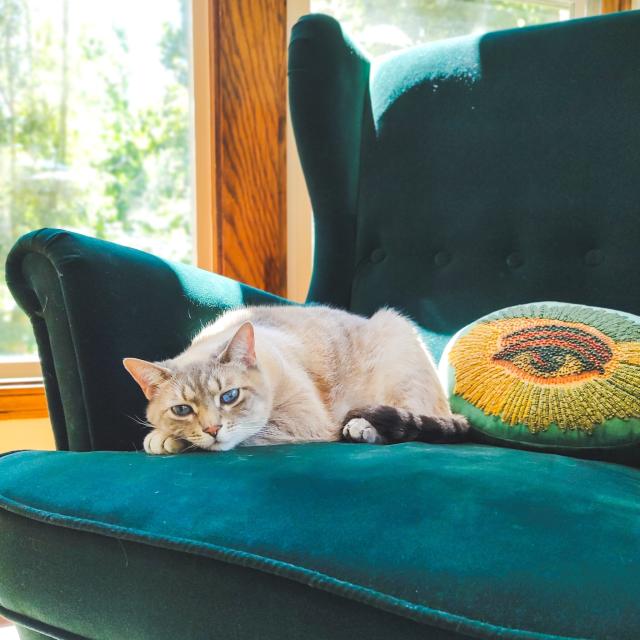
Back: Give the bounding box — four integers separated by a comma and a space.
441, 302, 640, 459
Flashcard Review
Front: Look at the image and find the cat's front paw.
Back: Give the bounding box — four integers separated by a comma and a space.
342, 417, 384, 444
143, 431, 188, 455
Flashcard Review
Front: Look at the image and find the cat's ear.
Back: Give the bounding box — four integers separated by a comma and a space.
123, 358, 172, 400
220, 322, 256, 367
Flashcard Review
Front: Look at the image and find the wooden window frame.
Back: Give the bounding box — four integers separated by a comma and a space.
193, 0, 287, 295
602, 0, 632, 11
0, 360, 46, 421
0, 358, 42, 379
287, 0, 314, 303
0, 379, 48, 420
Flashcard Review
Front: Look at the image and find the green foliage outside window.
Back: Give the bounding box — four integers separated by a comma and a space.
312, 0, 571, 56
0, 0, 192, 357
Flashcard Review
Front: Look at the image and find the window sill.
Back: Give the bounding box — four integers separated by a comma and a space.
0, 379, 48, 420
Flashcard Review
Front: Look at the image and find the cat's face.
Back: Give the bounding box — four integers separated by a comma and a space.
124, 323, 271, 451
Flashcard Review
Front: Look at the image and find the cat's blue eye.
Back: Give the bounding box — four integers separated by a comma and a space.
220, 388, 240, 405
171, 404, 193, 417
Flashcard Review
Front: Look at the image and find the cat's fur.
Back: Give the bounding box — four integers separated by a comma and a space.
123, 305, 468, 454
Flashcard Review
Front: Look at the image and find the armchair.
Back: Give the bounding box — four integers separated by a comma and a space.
2, 11, 640, 640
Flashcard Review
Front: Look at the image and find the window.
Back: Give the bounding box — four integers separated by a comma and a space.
0, 0, 193, 374
310, 0, 601, 56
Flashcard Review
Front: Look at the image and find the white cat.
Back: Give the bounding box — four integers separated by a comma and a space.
123, 305, 468, 454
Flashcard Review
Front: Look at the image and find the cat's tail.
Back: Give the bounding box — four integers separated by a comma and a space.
342, 405, 469, 444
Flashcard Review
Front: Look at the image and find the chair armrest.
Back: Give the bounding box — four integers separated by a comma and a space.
5, 228, 290, 452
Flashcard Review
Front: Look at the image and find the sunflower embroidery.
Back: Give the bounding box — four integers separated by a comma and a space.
448, 304, 640, 433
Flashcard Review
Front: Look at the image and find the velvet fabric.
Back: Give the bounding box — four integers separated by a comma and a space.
13, 628, 56, 640
3, 444, 640, 640
0, 513, 460, 640
290, 12, 640, 358
4, 10, 640, 640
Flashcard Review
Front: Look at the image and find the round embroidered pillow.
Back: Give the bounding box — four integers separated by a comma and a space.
439, 302, 640, 464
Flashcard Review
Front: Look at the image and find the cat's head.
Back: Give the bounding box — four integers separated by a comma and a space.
123, 322, 271, 451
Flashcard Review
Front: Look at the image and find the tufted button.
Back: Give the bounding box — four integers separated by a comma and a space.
434, 251, 451, 267
370, 248, 386, 264
506, 252, 524, 269
584, 249, 603, 267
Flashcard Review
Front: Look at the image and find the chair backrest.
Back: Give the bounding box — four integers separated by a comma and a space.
289, 11, 640, 357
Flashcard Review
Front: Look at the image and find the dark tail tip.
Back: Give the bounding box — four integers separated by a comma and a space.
453, 414, 470, 432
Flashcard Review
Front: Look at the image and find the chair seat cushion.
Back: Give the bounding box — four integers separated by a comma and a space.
1, 443, 639, 640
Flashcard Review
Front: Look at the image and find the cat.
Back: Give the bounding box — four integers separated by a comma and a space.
123, 305, 468, 454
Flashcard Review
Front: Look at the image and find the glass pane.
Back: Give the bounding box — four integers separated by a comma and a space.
0, 0, 193, 358
311, 0, 576, 56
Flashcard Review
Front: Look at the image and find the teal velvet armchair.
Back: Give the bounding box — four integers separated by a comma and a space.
3, 11, 640, 640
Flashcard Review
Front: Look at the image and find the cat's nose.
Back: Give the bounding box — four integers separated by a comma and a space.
204, 425, 221, 437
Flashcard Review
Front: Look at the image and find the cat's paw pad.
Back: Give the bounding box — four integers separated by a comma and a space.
144, 431, 187, 455
342, 418, 382, 444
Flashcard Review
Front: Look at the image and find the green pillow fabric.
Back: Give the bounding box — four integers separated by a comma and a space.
440, 301, 640, 464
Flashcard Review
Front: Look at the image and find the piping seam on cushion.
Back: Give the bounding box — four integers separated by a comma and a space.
0, 604, 87, 640
0, 494, 586, 640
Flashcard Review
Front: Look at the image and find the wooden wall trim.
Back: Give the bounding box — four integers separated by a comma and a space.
204, 0, 287, 296
602, 0, 632, 12
193, 0, 218, 272
286, 0, 313, 303
0, 380, 48, 420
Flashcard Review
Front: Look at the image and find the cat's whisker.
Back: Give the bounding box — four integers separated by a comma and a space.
126, 414, 154, 430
